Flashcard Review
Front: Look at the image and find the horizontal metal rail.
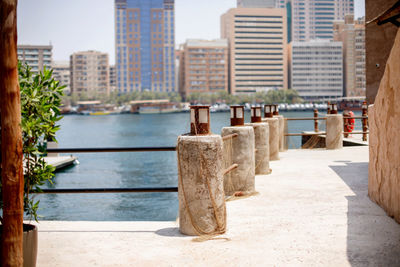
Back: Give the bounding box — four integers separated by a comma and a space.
285, 117, 327, 121
285, 116, 368, 121
286, 131, 369, 137
285, 132, 326, 136
222, 133, 238, 141
36, 187, 178, 194
46, 146, 176, 153
343, 131, 369, 135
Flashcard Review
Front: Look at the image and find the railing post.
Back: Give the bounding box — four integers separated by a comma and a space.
314, 109, 319, 132
362, 101, 368, 141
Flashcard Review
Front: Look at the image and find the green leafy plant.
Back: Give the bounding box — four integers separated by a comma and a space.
0, 62, 65, 223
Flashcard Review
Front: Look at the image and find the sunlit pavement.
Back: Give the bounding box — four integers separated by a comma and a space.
35, 146, 400, 266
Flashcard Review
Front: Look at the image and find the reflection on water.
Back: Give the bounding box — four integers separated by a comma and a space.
37, 111, 362, 221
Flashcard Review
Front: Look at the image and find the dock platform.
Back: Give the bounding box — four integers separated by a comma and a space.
34, 146, 399, 266
44, 156, 77, 171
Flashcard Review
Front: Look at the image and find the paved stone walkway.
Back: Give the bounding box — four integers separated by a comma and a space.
35, 147, 400, 266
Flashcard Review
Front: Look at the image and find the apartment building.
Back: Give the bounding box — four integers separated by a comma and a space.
52, 60, 71, 95
17, 45, 52, 73
290, 40, 343, 100
333, 15, 365, 96
70, 51, 110, 96
114, 0, 175, 93
179, 39, 228, 99
221, 8, 287, 94
109, 65, 117, 92
291, 0, 354, 42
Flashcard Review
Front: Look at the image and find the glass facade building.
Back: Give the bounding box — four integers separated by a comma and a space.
115, 0, 175, 93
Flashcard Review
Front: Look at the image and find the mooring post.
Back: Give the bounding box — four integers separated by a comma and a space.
314, 109, 319, 132
221, 105, 255, 196
263, 105, 279, 161
0, 0, 25, 265
326, 114, 343, 149
177, 106, 226, 236
246, 106, 270, 174
272, 104, 285, 152
362, 101, 368, 141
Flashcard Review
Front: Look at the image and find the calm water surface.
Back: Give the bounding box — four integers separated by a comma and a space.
37, 111, 362, 221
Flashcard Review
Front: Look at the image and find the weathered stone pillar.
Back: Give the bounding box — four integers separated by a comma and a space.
326, 114, 343, 149
177, 135, 226, 236
262, 117, 279, 160
274, 115, 285, 152
246, 123, 270, 175
222, 126, 255, 196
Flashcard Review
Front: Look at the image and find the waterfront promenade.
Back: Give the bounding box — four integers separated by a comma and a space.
35, 146, 400, 266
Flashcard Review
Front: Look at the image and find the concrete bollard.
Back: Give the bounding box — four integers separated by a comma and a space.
274, 115, 285, 152
326, 114, 343, 149
222, 126, 255, 196
262, 117, 279, 160
246, 123, 270, 175
177, 105, 226, 236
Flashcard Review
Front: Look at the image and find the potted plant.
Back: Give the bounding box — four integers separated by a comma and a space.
0, 62, 65, 266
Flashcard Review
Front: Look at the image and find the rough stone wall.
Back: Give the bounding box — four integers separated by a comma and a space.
368, 28, 400, 224
366, 0, 398, 104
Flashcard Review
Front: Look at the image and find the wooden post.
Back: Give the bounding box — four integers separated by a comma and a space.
0, 1, 24, 266
314, 109, 319, 132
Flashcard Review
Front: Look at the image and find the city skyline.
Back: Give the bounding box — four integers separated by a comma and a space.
17, 0, 365, 64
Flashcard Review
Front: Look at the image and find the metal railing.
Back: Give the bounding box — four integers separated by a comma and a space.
42, 133, 239, 195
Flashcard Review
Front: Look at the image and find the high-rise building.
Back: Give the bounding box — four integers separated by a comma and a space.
109, 65, 117, 92
114, 0, 175, 93
289, 40, 343, 100
221, 8, 288, 94
17, 45, 52, 73
291, 0, 354, 42
70, 51, 110, 97
333, 15, 365, 96
179, 39, 228, 99
52, 60, 71, 95
237, 0, 277, 8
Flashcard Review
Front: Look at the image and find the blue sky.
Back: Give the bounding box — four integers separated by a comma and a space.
17, 0, 365, 64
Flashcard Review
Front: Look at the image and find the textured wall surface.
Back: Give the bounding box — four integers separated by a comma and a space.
177, 135, 226, 236
368, 28, 400, 224
222, 126, 255, 196
366, 0, 398, 104
326, 114, 343, 150
263, 118, 280, 160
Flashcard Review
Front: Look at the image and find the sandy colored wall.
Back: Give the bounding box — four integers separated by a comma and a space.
366, 0, 398, 104
368, 27, 400, 224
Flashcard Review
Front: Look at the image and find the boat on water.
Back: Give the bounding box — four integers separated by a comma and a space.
138, 107, 180, 114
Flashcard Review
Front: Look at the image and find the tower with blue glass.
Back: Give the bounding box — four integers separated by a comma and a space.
115, 0, 175, 93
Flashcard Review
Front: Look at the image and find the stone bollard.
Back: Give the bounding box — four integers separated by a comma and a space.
262, 117, 279, 160
246, 123, 270, 175
222, 126, 255, 196
326, 114, 343, 149
177, 106, 226, 236
274, 115, 285, 152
